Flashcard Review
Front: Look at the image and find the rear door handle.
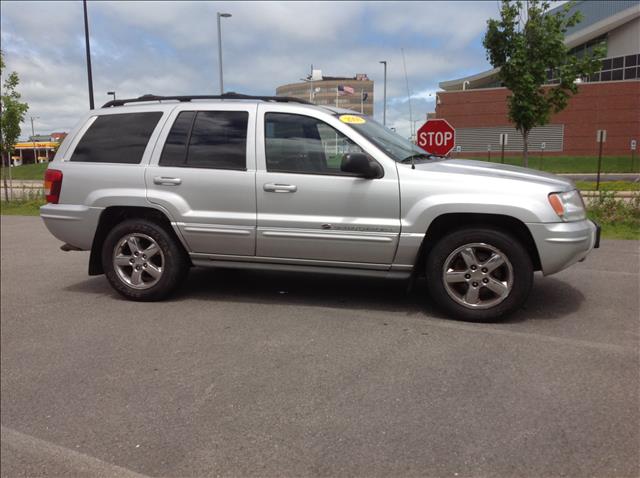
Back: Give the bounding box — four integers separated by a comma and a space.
263, 183, 297, 193
153, 176, 182, 186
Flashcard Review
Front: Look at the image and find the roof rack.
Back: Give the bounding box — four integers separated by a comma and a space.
101, 92, 313, 108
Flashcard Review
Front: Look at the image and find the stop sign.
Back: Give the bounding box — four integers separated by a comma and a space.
417, 119, 455, 156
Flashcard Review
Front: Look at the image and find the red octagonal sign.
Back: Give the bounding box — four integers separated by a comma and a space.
417, 119, 456, 156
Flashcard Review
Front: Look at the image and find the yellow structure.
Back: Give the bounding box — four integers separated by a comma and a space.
11, 141, 58, 165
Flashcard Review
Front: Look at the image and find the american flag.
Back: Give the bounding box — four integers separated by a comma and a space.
337, 85, 355, 95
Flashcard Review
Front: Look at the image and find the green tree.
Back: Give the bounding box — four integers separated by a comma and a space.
1, 50, 29, 200
483, 0, 603, 167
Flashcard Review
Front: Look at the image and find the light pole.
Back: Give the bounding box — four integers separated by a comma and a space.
379, 60, 387, 125
30, 116, 40, 164
217, 12, 232, 95
82, 0, 94, 109
107, 91, 116, 102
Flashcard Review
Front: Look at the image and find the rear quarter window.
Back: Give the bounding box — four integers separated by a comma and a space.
70, 112, 162, 164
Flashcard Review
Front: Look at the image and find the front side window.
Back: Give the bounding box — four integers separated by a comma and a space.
264, 113, 365, 175
71, 112, 162, 163
159, 110, 248, 170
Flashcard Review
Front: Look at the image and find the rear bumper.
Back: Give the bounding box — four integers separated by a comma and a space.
40, 203, 103, 250
527, 219, 599, 276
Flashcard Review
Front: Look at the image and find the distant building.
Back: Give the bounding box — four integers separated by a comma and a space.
51, 132, 67, 142
277, 70, 374, 115
9, 132, 68, 166
436, 1, 639, 156
28, 134, 51, 142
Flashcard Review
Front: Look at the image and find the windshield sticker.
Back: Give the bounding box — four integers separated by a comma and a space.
339, 115, 366, 124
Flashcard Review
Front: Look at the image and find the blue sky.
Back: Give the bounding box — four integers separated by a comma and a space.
0, 1, 501, 139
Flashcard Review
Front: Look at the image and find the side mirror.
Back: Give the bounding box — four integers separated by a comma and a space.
340, 153, 383, 179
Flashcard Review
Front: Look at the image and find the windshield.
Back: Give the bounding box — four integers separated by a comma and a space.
336, 113, 432, 162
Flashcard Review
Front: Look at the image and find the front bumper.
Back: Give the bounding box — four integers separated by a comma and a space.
526, 219, 599, 276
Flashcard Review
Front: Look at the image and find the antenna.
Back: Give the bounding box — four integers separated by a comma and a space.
401, 48, 415, 169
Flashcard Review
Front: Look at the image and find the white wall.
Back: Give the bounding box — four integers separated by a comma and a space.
608, 17, 640, 57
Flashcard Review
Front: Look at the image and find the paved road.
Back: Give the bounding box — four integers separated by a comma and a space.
1, 216, 638, 478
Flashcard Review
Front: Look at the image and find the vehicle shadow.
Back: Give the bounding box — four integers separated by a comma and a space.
65, 268, 585, 323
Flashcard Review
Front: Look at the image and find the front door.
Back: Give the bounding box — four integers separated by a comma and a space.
146, 104, 257, 256
255, 107, 400, 266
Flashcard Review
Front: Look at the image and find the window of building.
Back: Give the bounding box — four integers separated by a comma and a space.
264, 113, 365, 175
71, 112, 162, 163
159, 111, 248, 170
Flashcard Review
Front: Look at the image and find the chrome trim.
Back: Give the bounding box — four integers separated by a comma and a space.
39, 213, 83, 221
189, 252, 390, 270
260, 231, 393, 243
190, 258, 409, 279
183, 226, 251, 236
544, 236, 590, 243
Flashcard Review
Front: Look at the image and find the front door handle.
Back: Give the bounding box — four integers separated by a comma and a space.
263, 183, 297, 193
153, 176, 182, 186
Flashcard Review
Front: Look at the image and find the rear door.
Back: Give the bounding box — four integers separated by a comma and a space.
146, 103, 257, 256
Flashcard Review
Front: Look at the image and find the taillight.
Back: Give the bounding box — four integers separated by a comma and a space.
44, 169, 63, 204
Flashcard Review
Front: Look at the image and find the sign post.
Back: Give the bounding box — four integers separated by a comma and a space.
416, 119, 456, 157
539, 142, 546, 170
596, 130, 606, 191
631, 139, 637, 172
499, 133, 508, 164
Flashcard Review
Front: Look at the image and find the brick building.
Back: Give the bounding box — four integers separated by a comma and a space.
435, 1, 640, 157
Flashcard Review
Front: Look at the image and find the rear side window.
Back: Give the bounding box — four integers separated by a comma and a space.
70, 112, 162, 164
159, 111, 248, 170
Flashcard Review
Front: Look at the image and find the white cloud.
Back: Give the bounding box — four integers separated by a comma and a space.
1, 0, 497, 139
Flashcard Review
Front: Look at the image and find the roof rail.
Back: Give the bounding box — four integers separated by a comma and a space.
101, 92, 313, 108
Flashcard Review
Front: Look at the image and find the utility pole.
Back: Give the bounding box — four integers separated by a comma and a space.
30, 116, 40, 164
379, 60, 387, 125
217, 12, 232, 95
83, 0, 94, 109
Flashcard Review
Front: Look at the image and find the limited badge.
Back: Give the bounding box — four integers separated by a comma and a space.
339, 115, 366, 124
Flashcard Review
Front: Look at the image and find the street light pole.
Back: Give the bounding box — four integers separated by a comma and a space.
379, 60, 387, 126
30, 116, 40, 164
217, 12, 232, 95
82, 0, 94, 109
107, 91, 116, 102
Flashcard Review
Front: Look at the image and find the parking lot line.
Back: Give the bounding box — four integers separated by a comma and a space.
1, 426, 150, 478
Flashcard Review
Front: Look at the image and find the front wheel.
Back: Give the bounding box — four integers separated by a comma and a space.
425, 228, 533, 322
102, 219, 188, 301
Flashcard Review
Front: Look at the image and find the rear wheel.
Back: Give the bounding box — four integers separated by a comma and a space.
425, 228, 533, 322
102, 219, 188, 301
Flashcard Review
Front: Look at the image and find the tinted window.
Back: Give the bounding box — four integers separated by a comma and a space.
71, 112, 162, 163
187, 111, 248, 170
264, 113, 365, 175
159, 111, 196, 166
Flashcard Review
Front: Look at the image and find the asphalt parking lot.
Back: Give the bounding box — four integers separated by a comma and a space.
1, 216, 639, 478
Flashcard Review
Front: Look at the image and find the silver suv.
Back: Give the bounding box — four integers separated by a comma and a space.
41, 93, 599, 321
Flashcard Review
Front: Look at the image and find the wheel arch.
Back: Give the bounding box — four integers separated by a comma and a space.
89, 206, 189, 275
414, 212, 542, 275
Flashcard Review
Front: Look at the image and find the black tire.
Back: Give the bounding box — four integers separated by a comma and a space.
425, 227, 533, 322
102, 219, 188, 301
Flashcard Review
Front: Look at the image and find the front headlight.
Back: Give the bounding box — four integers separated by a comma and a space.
548, 189, 586, 221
